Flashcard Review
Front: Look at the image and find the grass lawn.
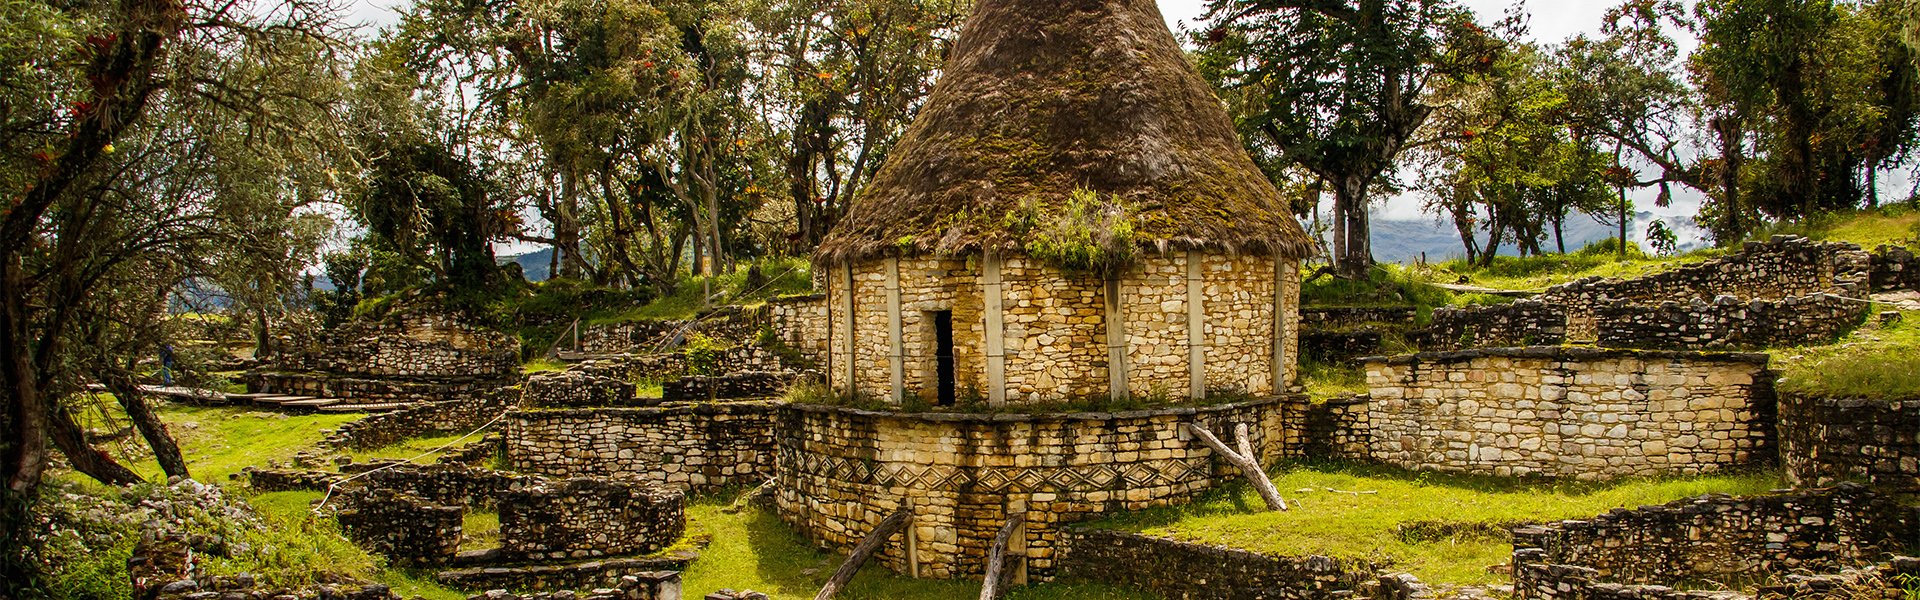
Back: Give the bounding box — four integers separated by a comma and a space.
1775, 307, 1920, 400
1089, 461, 1785, 586
678, 497, 1157, 600
346, 432, 478, 464
138, 403, 362, 482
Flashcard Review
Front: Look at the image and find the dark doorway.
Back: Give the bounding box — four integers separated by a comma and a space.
933, 310, 956, 406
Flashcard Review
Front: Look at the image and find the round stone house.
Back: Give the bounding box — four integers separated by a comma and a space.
778, 0, 1317, 582
810, 0, 1315, 407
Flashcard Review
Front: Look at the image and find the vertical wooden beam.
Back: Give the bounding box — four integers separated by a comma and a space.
1186, 252, 1206, 399
983, 253, 1007, 405
1104, 276, 1128, 400
843, 261, 858, 398
905, 499, 921, 578
886, 257, 905, 404
1272, 257, 1288, 395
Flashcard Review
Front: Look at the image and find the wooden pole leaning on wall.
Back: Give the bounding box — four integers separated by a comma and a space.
978, 512, 1028, 600
1186, 422, 1288, 511
814, 508, 913, 600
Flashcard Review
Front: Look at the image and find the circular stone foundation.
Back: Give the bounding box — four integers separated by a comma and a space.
773, 397, 1288, 580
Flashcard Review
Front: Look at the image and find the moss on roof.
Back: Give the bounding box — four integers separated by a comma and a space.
814, 0, 1317, 265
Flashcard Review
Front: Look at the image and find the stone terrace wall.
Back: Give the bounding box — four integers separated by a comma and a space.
661, 371, 785, 401
1780, 394, 1920, 489
1301, 306, 1417, 329
498, 477, 685, 561
1872, 245, 1920, 292
1278, 394, 1370, 460
278, 310, 520, 380
504, 401, 778, 492
521, 371, 641, 408
1416, 301, 1567, 351
773, 398, 1287, 580
1539, 236, 1871, 340
1363, 347, 1776, 479
1299, 307, 1416, 363
1058, 528, 1376, 600
436, 569, 684, 600
322, 390, 515, 451
335, 488, 463, 566
1512, 484, 1919, 599
573, 305, 770, 355
1596, 293, 1867, 350
769, 293, 828, 364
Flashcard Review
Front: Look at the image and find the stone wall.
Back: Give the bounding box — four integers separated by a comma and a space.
1512, 484, 1919, 599
351, 463, 514, 510
322, 390, 515, 451
435, 556, 692, 596
573, 305, 770, 355
769, 293, 829, 364
1871, 245, 1920, 292
504, 401, 779, 492
1538, 236, 1870, 340
498, 477, 685, 561
276, 309, 520, 380
1780, 393, 1920, 489
335, 488, 464, 566
660, 371, 786, 401
772, 398, 1288, 579
521, 371, 642, 408
828, 252, 1299, 404
1416, 301, 1567, 351
1595, 293, 1867, 350
245, 371, 504, 405
1058, 528, 1375, 600
1301, 306, 1417, 329
1278, 394, 1370, 460
1363, 347, 1776, 479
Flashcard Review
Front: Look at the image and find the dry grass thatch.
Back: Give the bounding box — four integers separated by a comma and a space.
814, 0, 1317, 266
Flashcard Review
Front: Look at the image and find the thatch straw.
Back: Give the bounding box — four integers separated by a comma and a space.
814, 0, 1317, 265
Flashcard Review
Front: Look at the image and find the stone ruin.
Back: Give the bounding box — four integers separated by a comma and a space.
243, 306, 521, 411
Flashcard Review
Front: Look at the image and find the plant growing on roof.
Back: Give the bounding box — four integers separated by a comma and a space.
1012, 188, 1139, 276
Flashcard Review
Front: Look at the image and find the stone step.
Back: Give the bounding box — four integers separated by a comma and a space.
317, 402, 408, 413
254, 395, 314, 405
279, 398, 342, 408
224, 392, 280, 401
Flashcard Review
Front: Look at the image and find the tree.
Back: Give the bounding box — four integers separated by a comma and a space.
0, 0, 353, 591
746, 0, 967, 252
1194, 0, 1498, 278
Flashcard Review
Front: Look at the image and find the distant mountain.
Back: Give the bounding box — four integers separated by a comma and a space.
1367, 213, 1625, 264
499, 248, 555, 282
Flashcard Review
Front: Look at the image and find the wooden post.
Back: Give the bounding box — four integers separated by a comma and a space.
842, 261, 857, 398
886, 257, 904, 404
1105, 276, 1128, 400
978, 512, 1027, 600
814, 508, 912, 600
983, 253, 1007, 405
1186, 252, 1206, 399
1272, 257, 1288, 394
1186, 422, 1287, 511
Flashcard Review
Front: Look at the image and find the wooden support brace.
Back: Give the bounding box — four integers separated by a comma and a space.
1186, 422, 1287, 511
978, 512, 1027, 600
815, 508, 913, 600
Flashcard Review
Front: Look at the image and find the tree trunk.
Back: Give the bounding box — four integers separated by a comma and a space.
1713, 115, 1746, 243
48, 403, 142, 487
979, 512, 1026, 600
102, 375, 188, 480
1333, 174, 1372, 279
252, 307, 272, 360
1186, 422, 1286, 511
815, 508, 912, 600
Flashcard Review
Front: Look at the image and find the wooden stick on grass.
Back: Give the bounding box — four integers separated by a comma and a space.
1187, 422, 1288, 511
815, 508, 912, 600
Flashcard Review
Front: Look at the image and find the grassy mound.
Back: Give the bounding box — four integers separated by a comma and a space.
1088, 461, 1784, 586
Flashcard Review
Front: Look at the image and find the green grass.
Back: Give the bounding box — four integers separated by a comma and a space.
1748, 201, 1920, 250
120, 403, 362, 483
462, 510, 501, 552
1301, 264, 1457, 315
597, 257, 814, 324
1417, 244, 1726, 294
345, 433, 473, 464
1298, 360, 1366, 399
1089, 461, 1785, 586
1776, 308, 1920, 400
678, 497, 1158, 600
521, 358, 568, 375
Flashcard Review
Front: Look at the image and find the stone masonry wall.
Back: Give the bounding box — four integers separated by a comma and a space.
335, 488, 463, 566
1539, 236, 1871, 340
1871, 245, 1920, 292
1278, 394, 1371, 460
1363, 347, 1776, 479
1512, 484, 1918, 599
773, 398, 1288, 580
770, 293, 829, 364
321, 390, 515, 451
572, 305, 770, 356
521, 371, 641, 408
1780, 393, 1920, 489
504, 401, 778, 492
828, 252, 1297, 404
1058, 528, 1376, 600
277, 310, 520, 380
660, 371, 785, 401
1416, 301, 1568, 351
498, 477, 685, 561
1595, 293, 1868, 350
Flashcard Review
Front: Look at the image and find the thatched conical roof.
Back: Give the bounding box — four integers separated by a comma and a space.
814, 0, 1316, 265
